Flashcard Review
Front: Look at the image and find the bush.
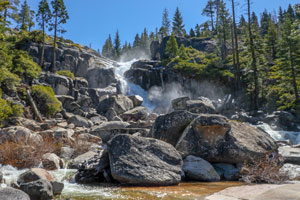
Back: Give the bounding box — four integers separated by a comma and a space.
0, 99, 23, 122
56, 70, 75, 80
31, 85, 61, 116
0, 68, 21, 93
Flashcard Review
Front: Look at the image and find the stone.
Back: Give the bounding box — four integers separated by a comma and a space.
50, 181, 64, 195
60, 147, 75, 159
97, 94, 134, 115
279, 146, 300, 165
121, 106, 149, 121
176, 115, 277, 164
172, 97, 217, 114
108, 134, 183, 186
151, 110, 198, 146
0, 170, 3, 183
183, 155, 220, 182
39, 72, 72, 96
213, 163, 240, 180
172, 97, 190, 110
90, 115, 107, 125
42, 153, 64, 170
129, 95, 143, 107
0, 187, 30, 200
20, 179, 53, 200
69, 151, 98, 169
17, 168, 55, 185
67, 115, 93, 128
0, 126, 43, 145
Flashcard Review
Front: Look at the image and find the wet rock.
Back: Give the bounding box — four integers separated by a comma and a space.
121, 106, 149, 121
0, 187, 30, 200
265, 111, 300, 132
50, 181, 64, 195
42, 153, 64, 170
69, 151, 98, 169
172, 97, 217, 114
172, 97, 190, 110
97, 94, 134, 115
279, 146, 300, 165
60, 147, 75, 159
108, 134, 183, 186
17, 168, 55, 185
67, 115, 93, 128
20, 179, 53, 200
213, 163, 240, 180
176, 115, 277, 164
151, 110, 198, 146
0, 171, 3, 183
129, 95, 143, 107
183, 155, 220, 182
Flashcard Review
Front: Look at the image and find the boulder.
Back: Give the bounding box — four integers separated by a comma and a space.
213, 163, 240, 180
0, 170, 3, 183
172, 97, 190, 110
74, 77, 88, 89
90, 115, 107, 125
129, 95, 143, 107
69, 151, 98, 169
97, 94, 134, 115
0, 187, 30, 200
67, 115, 93, 128
50, 181, 64, 195
151, 110, 198, 146
172, 97, 217, 114
17, 168, 55, 185
42, 153, 64, 170
183, 155, 220, 182
0, 126, 43, 145
176, 115, 277, 164
20, 179, 53, 200
39, 72, 72, 96
75, 149, 110, 183
121, 106, 149, 121
279, 146, 300, 165
60, 147, 75, 159
108, 134, 183, 186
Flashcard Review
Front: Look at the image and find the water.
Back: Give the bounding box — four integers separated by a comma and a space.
256, 123, 300, 145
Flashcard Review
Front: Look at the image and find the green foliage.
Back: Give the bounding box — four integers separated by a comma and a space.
165, 34, 178, 58
0, 68, 21, 93
0, 98, 23, 122
56, 70, 75, 80
31, 85, 61, 116
178, 44, 188, 60
172, 7, 185, 37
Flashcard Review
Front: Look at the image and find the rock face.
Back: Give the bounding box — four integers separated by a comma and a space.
0, 187, 30, 200
176, 115, 277, 164
183, 155, 220, 182
20, 179, 53, 200
108, 134, 183, 186
151, 111, 198, 146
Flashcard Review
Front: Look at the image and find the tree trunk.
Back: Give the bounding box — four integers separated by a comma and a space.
210, 5, 214, 32
247, 0, 259, 110
51, 15, 57, 73
40, 20, 45, 67
4, 8, 7, 26
26, 90, 43, 123
232, 0, 241, 91
289, 46, 300, 102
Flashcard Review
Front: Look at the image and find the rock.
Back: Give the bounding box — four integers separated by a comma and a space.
60, 147, 75, 159
129, 95, 143, 107
69, 151, 98, 169
183, 155, 220, 182
172, 97, 217, 114
280, 163, 300, 180
42, 153, 64, 170
0, 171, 3, 183
172, 97, 190, 110
279, 146, 300, 165
97, 94, 134, 115
50, 181, 64, 195
67, 115, 93, 128
121, 106, 149, 121
74, 77, 88, 89
176, 115, 277, 164
265, 111, 300, 132
0, 187, 30, 200
20, 179, 53, 200
151, 110, 198, 146
108, 134, 183, 186
213, 163, 240, 180
75, 149, 110, 183
105, 108, 118, 121
39, 72, 72, 96
90, 115, 107, 125
17, 168, 55, 185
0, 126, 43, 145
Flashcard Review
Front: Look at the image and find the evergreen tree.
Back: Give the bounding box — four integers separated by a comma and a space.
260, 9, 271, 37
195, 24, 201, 37
159, 26, 167, 39
2, 0, 19, 26
113, 30, 121, 59
133, 33, 140, 48
286, 4, 295, 22
172, 7, 185, 37
50, 0, 69, 73
238, 15, 247, 36
189, 28, 195, 37
201, 22, 211, 37
278, 7, 284, 24
36, 0, 51, 66
140, 28, 149, 49
178, 44, 188, 60
102, 34, 114, 58
150, 31, 155, 41
265, 19, 278, 60
162, 8, 171, 35
28, 10, 35, 31
18, 0, 30, 30
165, 34, 178, 58
202, 0, 216, 32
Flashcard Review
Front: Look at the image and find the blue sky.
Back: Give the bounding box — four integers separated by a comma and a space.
26, 0, 298, 51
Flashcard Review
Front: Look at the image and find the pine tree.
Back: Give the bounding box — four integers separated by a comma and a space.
238, 15, 247, 36
18, 0, 30, 30
265, 19, 277, 60
260, 9, 271, 37
159, 26, 167, 39
102, 34, 113, 58
195, 24, 201, 37
50, 0, 69, 73
286, 4, 295, 22
133, 33, 140, 48
3, 0, 19, 26
113, 30, 121, 59
165, 34, 178, 58
189, 28, 195, 37
162, 8, 171, 35
28, 10, 35, 32
140, 28, 149, 49
36, 0, 51, 66
201, 22, 211, 37
178, 44, 188, 60
202, 0, 216, 32
172, 7, 185, 37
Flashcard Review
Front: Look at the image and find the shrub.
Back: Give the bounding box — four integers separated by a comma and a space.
0, 68, 21, 93
56, 70, 75, 80
11, 50, 42, 81
0, 99, 23, 122
31, 85, 61, 116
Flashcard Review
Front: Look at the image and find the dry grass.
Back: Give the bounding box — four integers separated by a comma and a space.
0, 135, 62, 169
240, 152, 288, 184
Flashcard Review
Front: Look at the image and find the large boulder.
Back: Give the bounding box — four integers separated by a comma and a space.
279, 146, 300, 165
172, 97, 217, 114
97, 94, 134, 115
67, 115, 93, 128
176, 114, 278, 164
129, 95, 143, 107
20, 179, 53, 200
183, 155, 220, 182
151, 110, 198, 146
69, 151, 98, 169
0, 187, 30, 200
39, 72, 73, 96
121, 106, 149, 121
17, 168, 55, 185
0, 126, 43, 145
108, 134, 183, 186
41, 153, 64, 170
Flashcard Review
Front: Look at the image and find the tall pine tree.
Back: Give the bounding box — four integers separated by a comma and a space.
161, 8, 170, 35
172, 7, 185, 37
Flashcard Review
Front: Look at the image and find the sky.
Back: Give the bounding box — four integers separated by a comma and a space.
26, 0, 299, 51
